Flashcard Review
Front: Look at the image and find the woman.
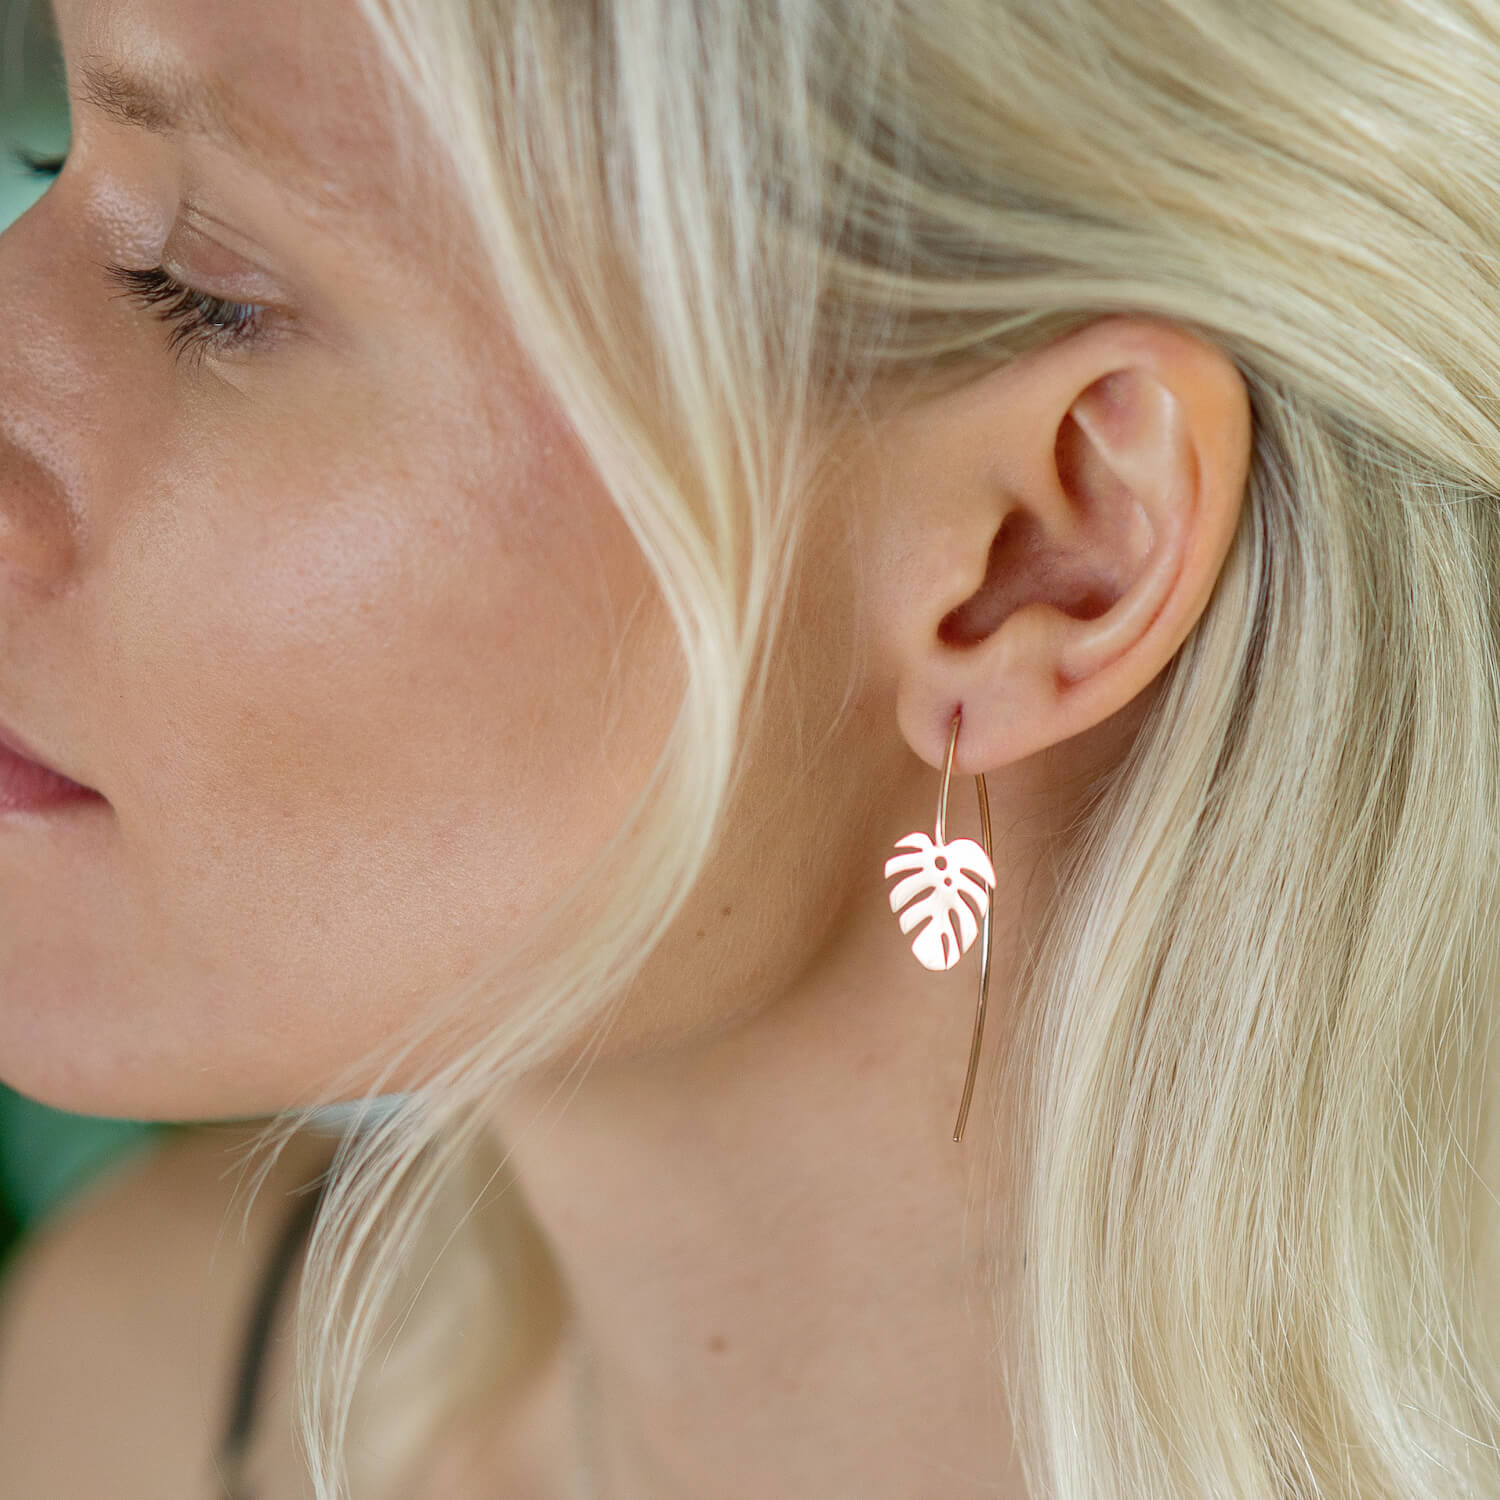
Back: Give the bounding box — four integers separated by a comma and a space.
2, 0, 1500, 1495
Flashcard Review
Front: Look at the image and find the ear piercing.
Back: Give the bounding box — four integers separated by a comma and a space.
884, 706, 996, 1140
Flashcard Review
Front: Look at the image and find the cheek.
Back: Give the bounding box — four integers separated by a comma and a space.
83, 377, 675, 1082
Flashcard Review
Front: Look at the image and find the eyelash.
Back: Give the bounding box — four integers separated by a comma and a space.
103, 263, 270, 367
9, 144, 274, 369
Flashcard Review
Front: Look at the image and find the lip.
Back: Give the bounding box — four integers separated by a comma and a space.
0, 720, 103, 814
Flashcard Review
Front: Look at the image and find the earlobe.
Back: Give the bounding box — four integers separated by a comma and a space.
888, 317, 1250, 776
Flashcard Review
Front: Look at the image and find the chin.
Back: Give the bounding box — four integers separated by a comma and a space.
0, 989, 287, 1127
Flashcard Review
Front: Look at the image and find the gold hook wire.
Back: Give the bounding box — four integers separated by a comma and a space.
941, 707, 994, 1142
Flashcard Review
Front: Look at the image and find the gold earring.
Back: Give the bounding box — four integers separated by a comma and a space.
884, 705, 996, 1141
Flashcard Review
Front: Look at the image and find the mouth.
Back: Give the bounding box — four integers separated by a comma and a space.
0, 724, 104, 815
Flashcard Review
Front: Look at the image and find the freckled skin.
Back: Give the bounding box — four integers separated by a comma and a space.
0, 4, 1256, 1496
0, 0, 885, 1124
0, 0, 691, 1118
0, 0, 1235, 1145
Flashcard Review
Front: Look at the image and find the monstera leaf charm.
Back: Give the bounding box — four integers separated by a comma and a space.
885, 831, 997, 972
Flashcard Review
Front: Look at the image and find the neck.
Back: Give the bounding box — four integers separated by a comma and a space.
491, 876, 1036, 1500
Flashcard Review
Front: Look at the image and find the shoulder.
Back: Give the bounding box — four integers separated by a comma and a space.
0, 1119, 337, 1500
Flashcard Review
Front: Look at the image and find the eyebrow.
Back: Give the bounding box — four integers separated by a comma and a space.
77, 58, 248, 150
72, 56, 357, 223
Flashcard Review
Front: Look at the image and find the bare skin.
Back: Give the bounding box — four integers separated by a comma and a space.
0, 0, 1253, 1496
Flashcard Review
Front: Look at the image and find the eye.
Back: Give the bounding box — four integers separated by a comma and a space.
102, 263, 272, 369
8, 146, 277, 371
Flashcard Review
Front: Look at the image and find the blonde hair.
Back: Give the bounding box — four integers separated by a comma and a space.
241, 1, 1500, 1495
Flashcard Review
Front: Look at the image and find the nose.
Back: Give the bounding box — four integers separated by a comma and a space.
0, 193, 84, 592
0, 424, 79, 588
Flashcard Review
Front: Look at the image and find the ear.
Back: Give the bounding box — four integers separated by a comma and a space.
868, 315, 1252, 774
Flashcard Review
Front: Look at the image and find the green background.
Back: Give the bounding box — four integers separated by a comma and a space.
0, 3, 168, 1274
1, 0, 67, 226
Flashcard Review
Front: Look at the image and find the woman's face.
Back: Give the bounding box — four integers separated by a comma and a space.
0, 0, 690, 1118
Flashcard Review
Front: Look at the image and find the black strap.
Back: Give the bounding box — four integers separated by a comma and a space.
216, 1170, 330, 1500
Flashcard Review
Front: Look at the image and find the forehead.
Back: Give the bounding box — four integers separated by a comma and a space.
54, 0, 442, 238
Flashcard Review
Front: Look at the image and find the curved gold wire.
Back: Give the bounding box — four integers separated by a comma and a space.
938, 707, 994, 1143
953, 766, 993, 1141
